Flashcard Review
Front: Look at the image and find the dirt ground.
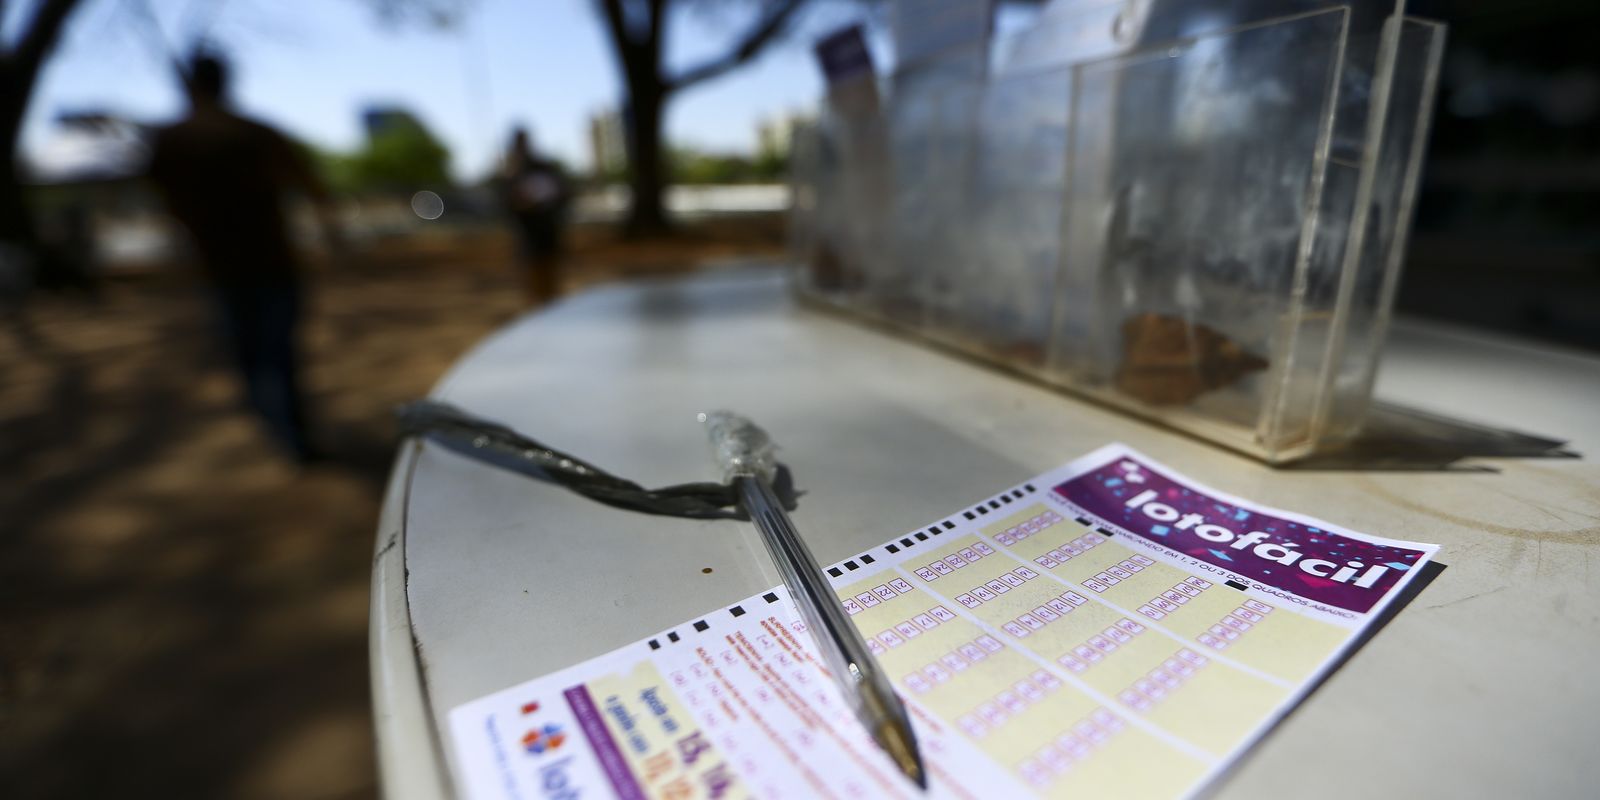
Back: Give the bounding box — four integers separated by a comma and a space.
0, 216, 785, 799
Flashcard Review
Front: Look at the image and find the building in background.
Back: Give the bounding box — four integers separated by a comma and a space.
756, 111, 811, 162
588, 109, 626, 178
20, 112, 172, 274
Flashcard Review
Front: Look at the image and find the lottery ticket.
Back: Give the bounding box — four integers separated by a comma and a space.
450, 443, 1438, 799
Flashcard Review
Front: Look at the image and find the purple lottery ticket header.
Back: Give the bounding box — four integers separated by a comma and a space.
1054, 454, 1426, 614
563, 684, 647, 800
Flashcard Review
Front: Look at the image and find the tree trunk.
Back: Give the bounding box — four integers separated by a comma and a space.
1, 0, 88, 252
623, 74, 670, 237
0, 75, 40, 251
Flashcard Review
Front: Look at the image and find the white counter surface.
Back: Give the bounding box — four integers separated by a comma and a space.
371, 267, 1600, 799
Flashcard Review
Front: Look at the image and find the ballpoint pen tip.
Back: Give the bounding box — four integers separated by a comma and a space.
906, 756, 928, 791
877, 720, 929, 791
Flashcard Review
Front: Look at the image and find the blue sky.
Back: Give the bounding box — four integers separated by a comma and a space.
11, 0, 877, 179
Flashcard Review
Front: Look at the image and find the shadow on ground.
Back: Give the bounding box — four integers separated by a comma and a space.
0, 219, 783, 799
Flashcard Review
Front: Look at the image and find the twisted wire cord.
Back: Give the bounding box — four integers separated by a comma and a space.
397, 400, 798, 521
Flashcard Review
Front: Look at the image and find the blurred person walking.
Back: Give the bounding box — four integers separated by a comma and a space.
146, 52, 333, 463
499, 127, 572, 306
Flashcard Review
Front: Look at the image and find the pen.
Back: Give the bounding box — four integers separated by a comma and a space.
701, 411, 927, 790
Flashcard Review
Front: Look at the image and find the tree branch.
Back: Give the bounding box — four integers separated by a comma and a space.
1, 0, 81, 129
645, 0, 665, 56
595, 0, 634, 52
598, 0, 663, 82
11, 0, 81, 75
666, 0, 805, 93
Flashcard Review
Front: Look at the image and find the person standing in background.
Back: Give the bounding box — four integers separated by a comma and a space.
500, 127, 572, 306
147, 51, 335, 463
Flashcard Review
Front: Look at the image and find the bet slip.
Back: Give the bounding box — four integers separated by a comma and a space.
449, 444, 1438, 799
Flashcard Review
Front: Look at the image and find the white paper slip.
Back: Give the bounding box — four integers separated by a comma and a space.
449, 443, 1439, 799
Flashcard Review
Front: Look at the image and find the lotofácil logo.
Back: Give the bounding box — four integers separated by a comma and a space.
522, 722, 566, 755
537, 754, 580, 800
520, 700, 567, 757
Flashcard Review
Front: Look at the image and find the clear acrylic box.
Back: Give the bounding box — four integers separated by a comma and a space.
794, 1, 1445, 463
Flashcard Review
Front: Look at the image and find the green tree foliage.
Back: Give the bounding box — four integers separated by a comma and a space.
351, 117, 452, 190
311, 115, 452, 195
667, 146, 789, 185
302, 115, 454, 194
